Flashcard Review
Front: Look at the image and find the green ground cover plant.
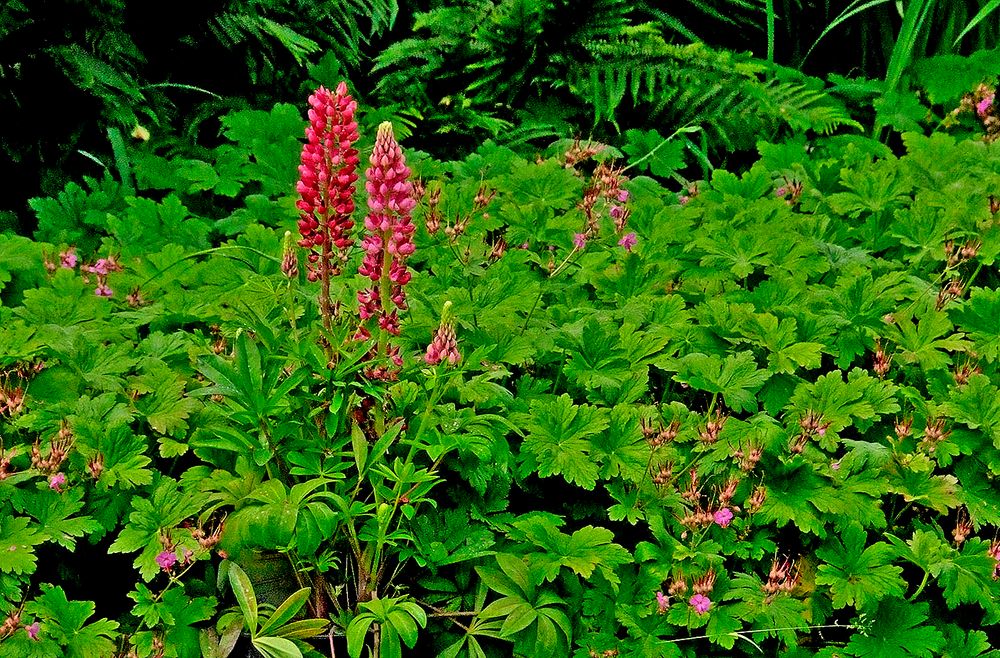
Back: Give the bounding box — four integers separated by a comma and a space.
1, 63, 1000, 657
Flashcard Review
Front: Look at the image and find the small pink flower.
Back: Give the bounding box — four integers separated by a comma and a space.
59, 249, 78, 269
25, 622, 39, 640
678, 195, 690, 205
609, 205, 625, 220
618, 232, 637, 251
831, 460, 841, 471
95, 284, 113, 298
977, 94, 994, 118
775, 186, 788, 197
156, 550, 177, 571
572, 233, 587, 249
655, 591, 669, 614
48, 473, 66, 492
689, 593, 711, 614
713, 507, 733, 528
617, 189, 630, 203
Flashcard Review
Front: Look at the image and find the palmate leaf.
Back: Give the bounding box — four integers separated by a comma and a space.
941, 374, 1000, 446
519, 394, 609, 490
845, 598, 943, 658
727, 573, 808, 646
787, 369, 899, 447
670, 351, 769, 413
13, 487, 101, 551
25, 584, 120, 658
887, 310, 971, 372
132, 361, 203, 439
815, 523, 905, 609
732, 312, 824, 374
513, 516, 632, 585
561, 317, 634, 391
952, 287, 1000, 362
888, 469, 961, 515
941, 626, 1000, 658
754, 463, 827, 537
822, 271, 907, 367
0, 516, 44, 575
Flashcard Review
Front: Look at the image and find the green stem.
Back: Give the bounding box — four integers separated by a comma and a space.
622, 124, 701, 173
137, 245, 280, 288
519, 286, 545, 336
907, 570, 930, 601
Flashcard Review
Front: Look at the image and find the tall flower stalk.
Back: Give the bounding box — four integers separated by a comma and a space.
357, 121, 416, 378
295, 82, 360, 330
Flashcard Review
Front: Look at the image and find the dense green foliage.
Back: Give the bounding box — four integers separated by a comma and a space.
3, 1, 1000, 657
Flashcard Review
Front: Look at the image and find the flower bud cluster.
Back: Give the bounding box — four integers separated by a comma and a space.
957, 83, 998, 141
0, 377, 25, 418
733, 442, 762, 471
872, 338, 892, 379
296, 82, 360, 279
953, 508, 973, 546
641, 418, 679, 448
31, 423, 72, 474
943, 239, 981, 268
919, 417, 951, 454
698, 410, 727, 444
774, 176, 804, 205
764, 554, 801, 597
953, 357, 982, 386
988, 540, 1000, 580
678, 182, 700, 205
936, 278, 965, 309
791, 409, 830, 453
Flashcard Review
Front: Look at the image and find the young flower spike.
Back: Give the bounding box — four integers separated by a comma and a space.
358, 122, 416, 373
425, 301, 461, 366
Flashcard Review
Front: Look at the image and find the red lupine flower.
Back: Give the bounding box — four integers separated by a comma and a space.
296, 82, 360, 278
357, 122, 416, 349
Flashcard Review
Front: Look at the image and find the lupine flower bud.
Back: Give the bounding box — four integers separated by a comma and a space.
280, 231, 299, 279
296, 83, 360, 279
425, 302, 461, 366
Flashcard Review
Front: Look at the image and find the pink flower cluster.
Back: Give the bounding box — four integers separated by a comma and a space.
155, 550, 177, 571
356, 122, 416, 353
296, 82, 360, 279
82, 256, 122, 297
